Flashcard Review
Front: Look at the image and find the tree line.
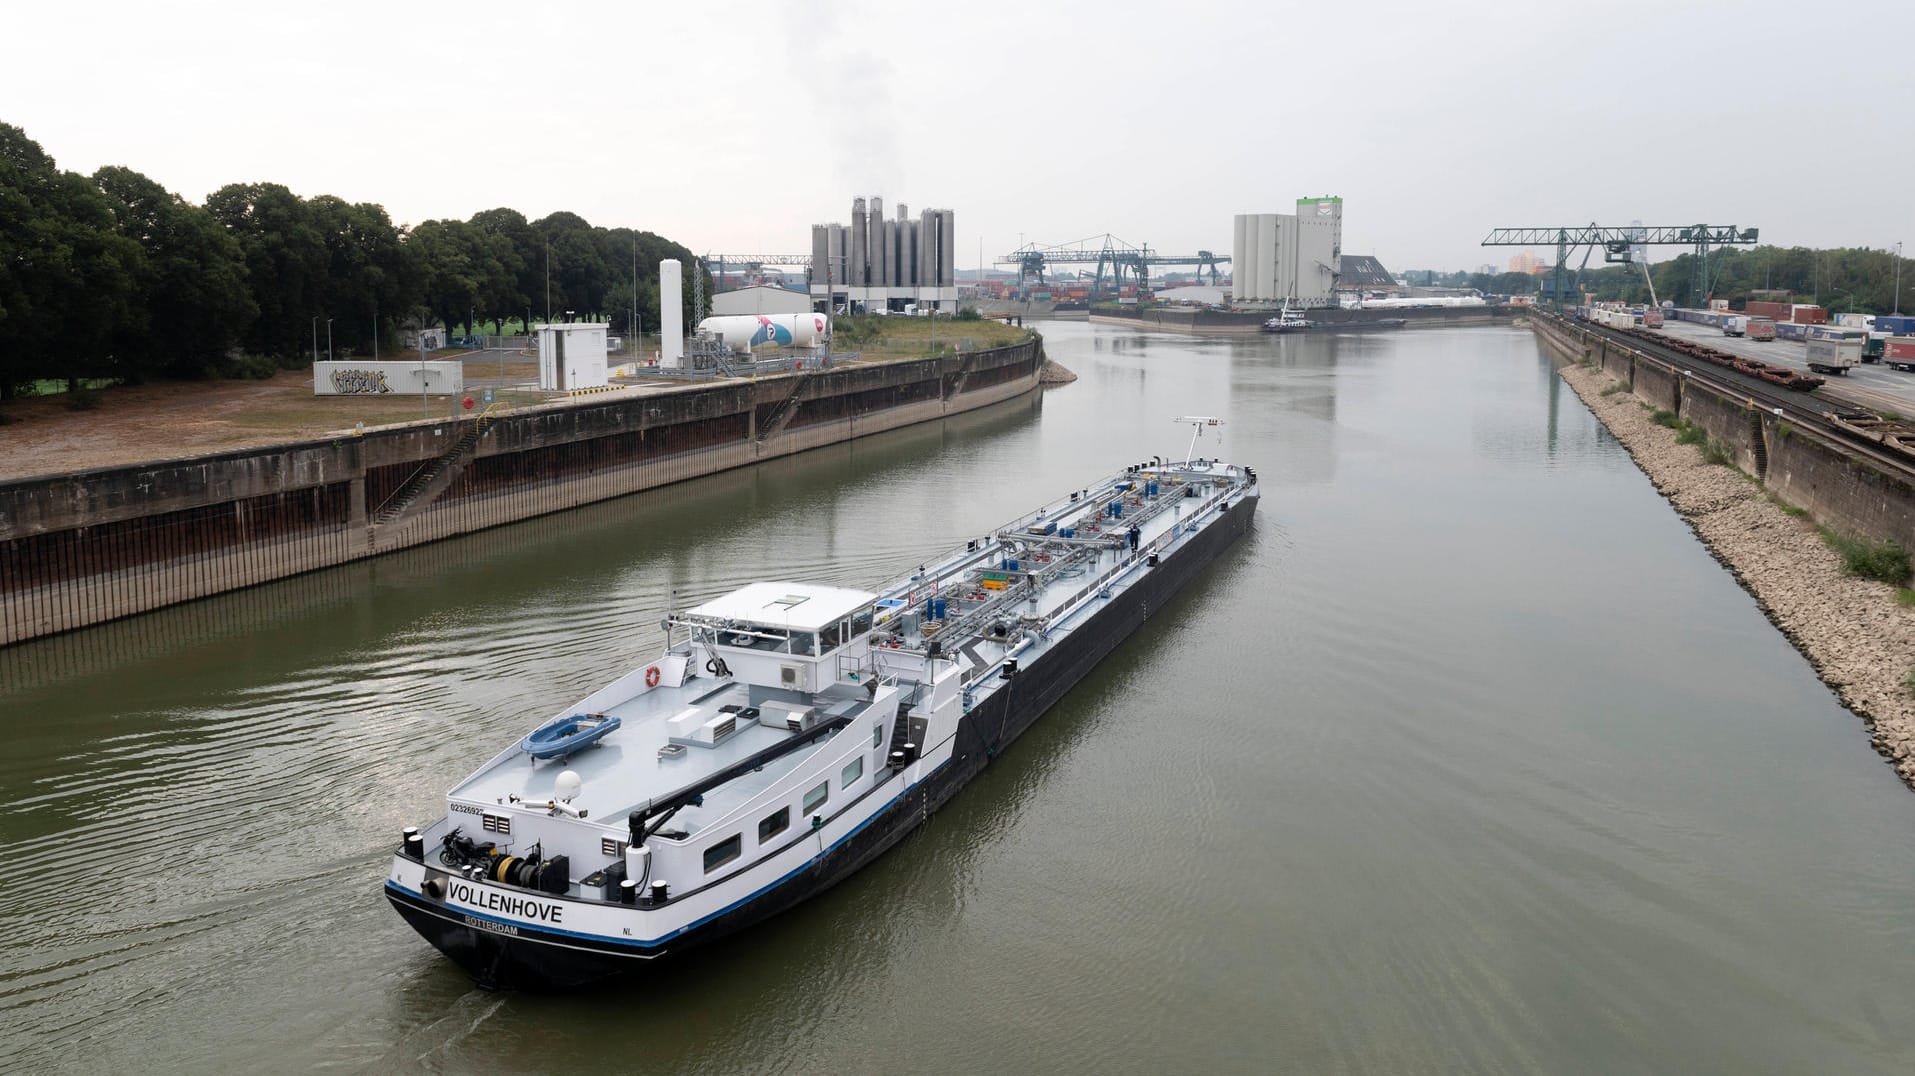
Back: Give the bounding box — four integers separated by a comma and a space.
0, 121, 699, 399
1409, 246, 1912, 313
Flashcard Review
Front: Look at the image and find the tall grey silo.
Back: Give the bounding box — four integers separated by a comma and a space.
897, 204, 911, 288
904, 219, 918, 288
882, 220, 897, 291
938, 210, 956, 288
827, 224, 845, 288
868, 197, 885, 286
919, 209, 936, 289
850, 197, 867, 286
811, 224, 829, 288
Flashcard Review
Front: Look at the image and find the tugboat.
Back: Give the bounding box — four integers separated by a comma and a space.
385, 423, 1258, 989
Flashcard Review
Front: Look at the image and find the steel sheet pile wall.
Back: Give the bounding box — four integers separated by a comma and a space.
0, 339, 1042, 646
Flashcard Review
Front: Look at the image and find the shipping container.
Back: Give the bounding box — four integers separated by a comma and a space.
1746, 317, 1777, 341
1805, 337, 1862, 374
1885, 338, 1915, 372
1835, 312, 1873, 329
1790, 304, 1828, 324
1776, 322, 1811, 341
1709, 299, 1730, 311
1875, 315, 1915, 336
1746, 300, 1793, 320
1642, 311, 1665, 328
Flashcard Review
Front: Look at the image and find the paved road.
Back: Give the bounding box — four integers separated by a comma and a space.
1649, 320, 1915, 415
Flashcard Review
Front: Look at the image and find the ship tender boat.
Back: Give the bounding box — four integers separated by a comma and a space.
385, 440, 1258, 990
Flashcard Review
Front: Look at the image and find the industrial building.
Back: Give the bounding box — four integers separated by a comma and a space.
1230, 196, 1344, 308
809, 196, 958, 313
711, 285, 812, 317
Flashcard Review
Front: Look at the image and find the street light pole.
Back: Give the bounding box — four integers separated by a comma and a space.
326, 318, 334, 362
312, 316, 319, 365
1896, 241, 1904, 315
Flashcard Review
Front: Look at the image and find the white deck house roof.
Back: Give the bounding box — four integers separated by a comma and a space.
686, 581, 877, 632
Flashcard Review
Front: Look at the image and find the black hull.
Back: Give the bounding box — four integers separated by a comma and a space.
389, 492, 1258, 989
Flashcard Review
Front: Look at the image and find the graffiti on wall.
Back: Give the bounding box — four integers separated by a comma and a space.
330, 369, 393, 395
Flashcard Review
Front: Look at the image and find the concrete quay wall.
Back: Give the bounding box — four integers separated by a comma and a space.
0, 340, 1043, 646
1533, 313, 1915, 557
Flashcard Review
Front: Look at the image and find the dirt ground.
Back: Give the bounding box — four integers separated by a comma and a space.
0, 328, 1035, 481
0, 357, 547, 480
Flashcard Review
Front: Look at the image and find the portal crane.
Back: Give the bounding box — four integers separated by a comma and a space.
1481, 224, 1759, 309
996, 235, 1231, 296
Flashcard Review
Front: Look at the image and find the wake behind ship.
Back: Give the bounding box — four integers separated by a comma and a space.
385, 443, 1257, 989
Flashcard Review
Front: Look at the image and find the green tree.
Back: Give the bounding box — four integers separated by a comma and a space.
0, 124, 142, 396
93, 165, 256, 379
206, 182, 328, 359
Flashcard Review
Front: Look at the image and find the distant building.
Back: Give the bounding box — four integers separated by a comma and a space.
1230, 196, 1344, 308
1508, 251, 1549, 274
711, 285, 812, 317
1336, 255, 1396, 290
810, 194, 958, 314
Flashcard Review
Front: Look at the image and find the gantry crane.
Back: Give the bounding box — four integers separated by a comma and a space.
996, 236, 1229, 297
1481, 224, 1760, 309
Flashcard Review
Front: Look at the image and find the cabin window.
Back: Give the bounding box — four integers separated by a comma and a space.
852, 607, 874, 635
759, 806, 790, 842
820, 621, 842, 651
872, 723, 883, 748
841, 756, 863, 789
790, 632, 816, 656
704, 834, 742, 873
803, 781, 829, 815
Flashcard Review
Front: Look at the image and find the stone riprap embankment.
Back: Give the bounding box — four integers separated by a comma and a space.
1558, 360, 1915, 789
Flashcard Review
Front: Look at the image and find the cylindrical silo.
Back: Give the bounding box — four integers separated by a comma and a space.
827, 223, 845, 287
868, 197, 885, 286
660, 258, 683, 368
939, 210, 955, 288
919, 210, 935, 289
811, 225, 829, 288
882, 219, 896, 290
1256, 212, 1271, 298
850, 198, 867, 287
1231, 215, 1246, 302
1242, 215, 1261, 300
904, 220, 918, 288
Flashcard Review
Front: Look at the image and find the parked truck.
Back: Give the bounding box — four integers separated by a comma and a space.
1746, 318, 1778, 341
1805, 337, 1862, 375
1886, 338, 1915, 373
1723, 315, 1747, 337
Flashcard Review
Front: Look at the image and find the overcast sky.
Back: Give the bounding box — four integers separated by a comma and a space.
5, 0, 1907, 273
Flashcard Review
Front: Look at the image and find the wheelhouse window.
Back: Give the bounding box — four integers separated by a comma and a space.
704, 834, 742, 873
790, 631, 816, 656
852, 607, 874, 635
820, 621, 843, 651
803, 781, 829, 815
759, 806, 790, 842
841, 756, 863, 789
872, 723, 883, 748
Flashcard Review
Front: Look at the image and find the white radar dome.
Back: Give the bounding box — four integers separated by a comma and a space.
555, 770, 582, 802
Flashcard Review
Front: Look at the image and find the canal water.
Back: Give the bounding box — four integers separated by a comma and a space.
4, 321, 1914, 1074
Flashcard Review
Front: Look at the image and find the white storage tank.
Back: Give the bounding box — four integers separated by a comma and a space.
696, 313, 830, 353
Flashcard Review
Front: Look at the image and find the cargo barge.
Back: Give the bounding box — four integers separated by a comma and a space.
384, 443, 1258, 989
1092, 302, 1516, 335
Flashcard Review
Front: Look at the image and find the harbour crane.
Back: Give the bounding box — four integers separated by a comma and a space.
1481, 224, 1759, 309
996, 236, 1230, 297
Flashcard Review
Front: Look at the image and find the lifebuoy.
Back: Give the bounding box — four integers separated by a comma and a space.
645, 665, 661, 688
